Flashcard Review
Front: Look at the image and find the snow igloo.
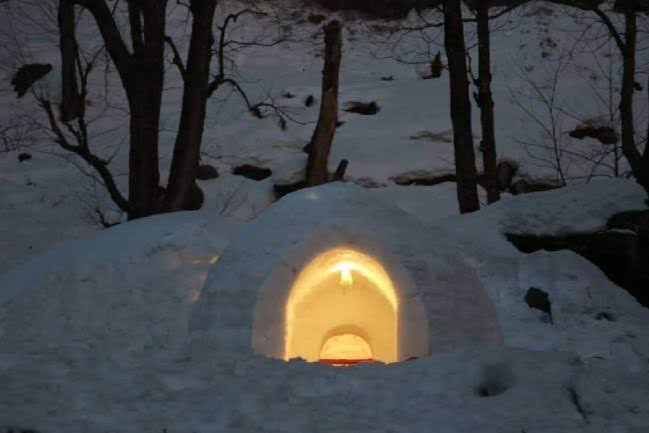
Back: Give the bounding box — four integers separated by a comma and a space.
190, 183, 504, 364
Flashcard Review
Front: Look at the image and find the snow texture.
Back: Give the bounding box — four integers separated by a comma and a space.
0, 180, 648, 433
0, 212, 241, 367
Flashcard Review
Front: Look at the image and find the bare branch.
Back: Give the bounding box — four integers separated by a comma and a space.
164, 35, 186, 79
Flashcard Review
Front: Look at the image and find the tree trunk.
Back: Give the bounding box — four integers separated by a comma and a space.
619, 0, 649, 195
646, 72, 649, 162
333, 159, 349, 181
476, 0, 500, 203
306, 20, 342, 187
58, 0, 82, 121
125, 1, 166, 219
444, 0, 481, 213
163, 0, 218, 211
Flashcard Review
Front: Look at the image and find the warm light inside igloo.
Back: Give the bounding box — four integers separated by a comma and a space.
284, 248, 398, 364
320, 333, 373, 365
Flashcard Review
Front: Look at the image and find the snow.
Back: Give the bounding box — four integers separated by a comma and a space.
494, 179, 648, 237
0, 180, 648, 432
0, 211, 241, 367
272, 154, 308, 186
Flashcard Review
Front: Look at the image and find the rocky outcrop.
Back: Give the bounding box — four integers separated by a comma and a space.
197, 164, 219, 180
312, 0, 441, 19
507, 209, 649, 308
232, 164, 273, 181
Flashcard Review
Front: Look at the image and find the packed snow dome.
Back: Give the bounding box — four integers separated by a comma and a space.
190, 183, 503, 364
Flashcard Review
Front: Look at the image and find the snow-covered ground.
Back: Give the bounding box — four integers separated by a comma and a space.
0, 179, 648, 433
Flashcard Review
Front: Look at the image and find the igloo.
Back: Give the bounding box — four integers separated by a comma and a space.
190, 183, 503, 364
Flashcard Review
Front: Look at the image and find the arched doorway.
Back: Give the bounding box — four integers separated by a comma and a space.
320, 333, 373, 365
284, 248, 399, 363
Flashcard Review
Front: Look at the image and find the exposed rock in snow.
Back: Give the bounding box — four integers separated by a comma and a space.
196, 164, 219, 180
390, 168, 455, 186
231, 164, 273, 181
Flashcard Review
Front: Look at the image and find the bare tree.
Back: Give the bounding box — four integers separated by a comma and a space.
162, 1, 219, 212
444, 0, 480, 213
5, 0, 289, 221
306, 20, 343, 187
58, 0, 83, 121
369, 3, 525, 209
475, 0, 500, 203
586, 0, 649, 194
0, 116, 37, 155
508, 56, 571, 186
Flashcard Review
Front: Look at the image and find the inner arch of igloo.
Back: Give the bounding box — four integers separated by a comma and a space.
285, 248, 398, 363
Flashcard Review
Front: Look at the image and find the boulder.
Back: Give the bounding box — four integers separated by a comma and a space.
197, 164, 219, 180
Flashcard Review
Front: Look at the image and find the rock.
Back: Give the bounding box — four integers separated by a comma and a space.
232, 164, 273, 181
313, 0, 441, 19
430, 51, 443, 79
11, 64, 52, 98
274, 181, 306, 198
417, 51, 444, 80
409, 130, 452, 143
344, 101, 380, 115
569, 125, 618, 145
332, 159, 349, 181
17, 153, 32, 163
391, 170, 456, 186
305, 95, 316, 107
496, 160, 518, 191
307, 13, 327, 24
607, 209, 649, 232
507, 228, 649, 308
186, 182, 204, 211
352, 177, 386, 188
524, 287, 553, 323
196, 164, 219, 180
510, 179, 559, 195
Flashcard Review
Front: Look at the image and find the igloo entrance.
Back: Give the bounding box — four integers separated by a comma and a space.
285, 248, 399, 364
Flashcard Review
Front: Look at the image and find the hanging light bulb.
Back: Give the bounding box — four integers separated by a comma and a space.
339, 263, 353, 287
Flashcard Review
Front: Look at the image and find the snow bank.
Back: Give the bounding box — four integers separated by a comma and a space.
437, 179, 649, 373
2, 345, 648, 433
496, 179, 648, 237
0, 212, 241, 367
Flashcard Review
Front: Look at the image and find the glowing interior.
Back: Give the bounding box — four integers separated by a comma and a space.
284, 248, 398, 363
320, 333, 373, 361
